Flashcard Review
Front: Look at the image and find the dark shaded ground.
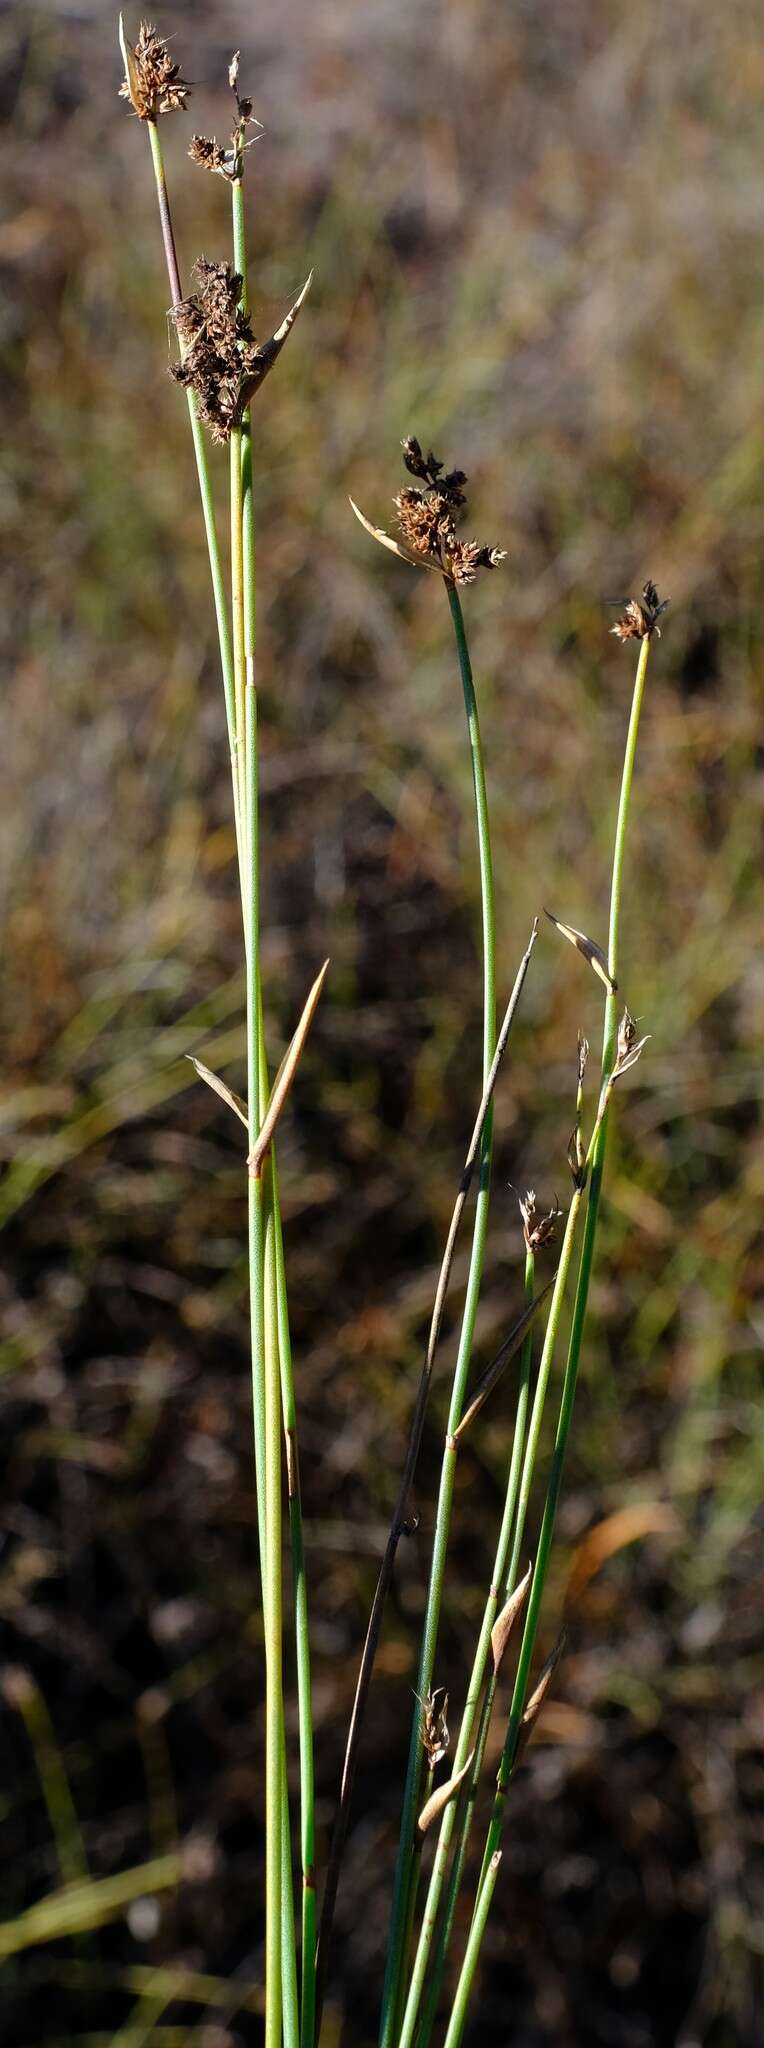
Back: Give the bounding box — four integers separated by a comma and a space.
0, 3, 762, 2043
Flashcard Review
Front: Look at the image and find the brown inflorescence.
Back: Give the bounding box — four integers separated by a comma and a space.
119, 20, 190, 121
394, 436, 506, 586
188, 50, 261, 182
517, 1188, 562, 1255
171, 259, 261, 442
610, 579, 669, 641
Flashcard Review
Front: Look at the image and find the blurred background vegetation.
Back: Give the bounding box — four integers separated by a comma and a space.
1, 2, 762, 2043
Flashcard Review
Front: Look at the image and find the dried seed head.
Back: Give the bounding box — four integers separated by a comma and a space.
416, 1687, 450, 1769
517, 1188, 562, 1255
119, 18, 190, 120
610, 580, 669, 641
171, 258, 310, 440
392, 437, 505, 584
613, 1008, 650, 1079
229, 49, 255, 126
189, 133, 240, 181
189, 50, 260, 180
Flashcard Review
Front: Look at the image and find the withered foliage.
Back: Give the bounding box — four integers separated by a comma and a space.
611, 579, 669, 641
394, 436, 506, 586
170, 258, 309, 442
119, 20, 190, 121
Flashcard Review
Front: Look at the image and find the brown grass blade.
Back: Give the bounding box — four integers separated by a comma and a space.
417, 1753, 475, 1837
248, 959, 329, 1175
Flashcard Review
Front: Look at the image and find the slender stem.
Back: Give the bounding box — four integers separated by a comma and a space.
230, 426, 247, 830
378, 583, 496, 2048
455, 634, 653, 2024
315, 928, 535, 2042
401, 1250, 536, 2048
235, 163, 305, 2042
232, 176, 257, 664
442, 1854, 501, 2048
273, 1151, 317, 2048
280, 1589, 300, 2048
262, 1177, 284, 2048
145, 122, 238, 796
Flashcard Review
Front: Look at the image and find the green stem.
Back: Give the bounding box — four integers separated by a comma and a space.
230, 425, 247, 831
378, 583, 496, 2048
232, 177, 257, 664
145, 123, 237, 795
262, 1178, 284, 2048
457, 633, 652, 2022
404, 1251, 536, 2048
273, 1152, 317, 2048
442, 1854, 501, 2048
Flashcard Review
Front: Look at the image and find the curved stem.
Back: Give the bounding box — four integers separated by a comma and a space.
378, 585, 496, 2048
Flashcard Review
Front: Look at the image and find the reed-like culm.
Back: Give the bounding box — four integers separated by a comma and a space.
113, 22, 664, 2046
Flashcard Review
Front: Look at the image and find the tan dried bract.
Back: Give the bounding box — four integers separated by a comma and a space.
119, 19, 190, 120
611, 579, 669, 641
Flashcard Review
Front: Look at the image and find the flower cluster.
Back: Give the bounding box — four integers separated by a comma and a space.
517, 1188, 562, 1255
171, 260, 259, 442
610, 579, 669, 641
394, 437, 506, 586
170, 259, 310, 442
188, 49, 261, 182
119, 20, 190, 121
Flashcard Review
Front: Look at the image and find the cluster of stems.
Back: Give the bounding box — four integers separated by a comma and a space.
130, 37, 655, 2048
139, 109, 314, 2048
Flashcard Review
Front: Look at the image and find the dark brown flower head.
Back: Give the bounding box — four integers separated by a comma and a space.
189, 51, 261, 180
189, 133, 238, 180
171, 258, 312, 441
119, 19, 190, 120
394, 437, 505, 584
611, 579, 669, 641
170, 258, 257, 442
517, 1188, 562, 1255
